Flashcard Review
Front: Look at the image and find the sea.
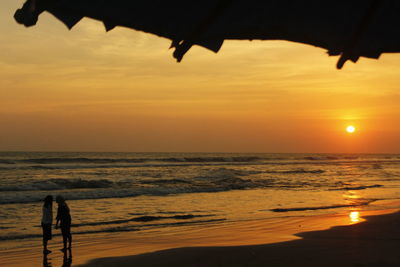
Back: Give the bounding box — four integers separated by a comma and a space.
1, 152, 400, 250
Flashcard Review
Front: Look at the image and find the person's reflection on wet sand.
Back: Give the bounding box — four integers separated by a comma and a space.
62, 248, 72, 267
43, 253, 52, 267
42, 248, 71, 267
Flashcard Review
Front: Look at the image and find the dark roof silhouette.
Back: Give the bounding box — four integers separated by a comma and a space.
14, 0, 400, 69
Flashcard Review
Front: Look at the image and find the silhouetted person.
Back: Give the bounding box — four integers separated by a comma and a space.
42, 195, 53, 254
55, 195, 72, 251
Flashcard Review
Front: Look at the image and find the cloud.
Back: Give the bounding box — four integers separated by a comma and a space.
2, 1, 400, 152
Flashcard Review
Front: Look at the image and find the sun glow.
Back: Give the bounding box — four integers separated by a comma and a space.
346, 125, 356, 133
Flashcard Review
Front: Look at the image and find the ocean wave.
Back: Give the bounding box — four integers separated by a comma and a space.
72, 214, 209, 227
329, 184, 383, 191
0, 168, 335, 204
303, 156, 359, 161
270, 200, 374, 212
0, 178, 116, 192
0, 233, 43, 241
265, 169, 325, 174
0, 178, 264, 204
0, 163, 389, 205
1, 158, 400, 172
0, 162, 264, 171
1, 155, 378, 166
193, 168, 271, 190
0, 156, 262, 165
20, 157, 146, 164
0, 159, 15, 164
140, 179, 192, 185
0, 178, 194, 193
196, 167, 262, 179
0, 187, 192, 204
159, 156, 261, 163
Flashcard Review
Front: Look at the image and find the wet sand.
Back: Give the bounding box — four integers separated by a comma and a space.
77, 209, 400, 267
1, 209, 399, 267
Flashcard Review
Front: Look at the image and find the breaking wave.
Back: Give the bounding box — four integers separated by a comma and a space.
0, 166, 385, 204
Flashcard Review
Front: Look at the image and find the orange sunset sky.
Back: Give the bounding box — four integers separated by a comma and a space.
1, 1, 400, 153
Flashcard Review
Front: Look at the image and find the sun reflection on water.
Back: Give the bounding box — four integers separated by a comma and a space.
343, 190, 363, 224
349, 211, 360, 223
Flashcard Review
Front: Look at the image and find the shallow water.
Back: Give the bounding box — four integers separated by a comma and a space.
1, 152, 400, 249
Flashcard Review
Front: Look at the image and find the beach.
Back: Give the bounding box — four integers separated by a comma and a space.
1, 152, 400, 266
1, 208, 399, 267
79, 210, 400, 267
4, 0, 400, 265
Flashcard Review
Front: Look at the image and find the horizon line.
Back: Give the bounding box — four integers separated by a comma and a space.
0, 151, 398, 155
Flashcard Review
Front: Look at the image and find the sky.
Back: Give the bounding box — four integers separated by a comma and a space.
1, 1, 400, 153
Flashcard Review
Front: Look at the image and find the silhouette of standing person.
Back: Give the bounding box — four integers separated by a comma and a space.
55, 195, 72, 252
42, 195, 53, 254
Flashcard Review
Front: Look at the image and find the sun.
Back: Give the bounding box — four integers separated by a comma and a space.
346, 125, 356, 133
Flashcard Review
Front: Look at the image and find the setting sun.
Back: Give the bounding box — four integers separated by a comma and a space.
346, 125, 356, 133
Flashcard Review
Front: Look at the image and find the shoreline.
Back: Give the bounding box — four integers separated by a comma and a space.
1, 208, 398, 267
78, 209, 400, 267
